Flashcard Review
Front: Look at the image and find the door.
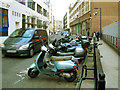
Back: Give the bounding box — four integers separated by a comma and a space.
15, 22, 19, 29
33, 30, 43, 52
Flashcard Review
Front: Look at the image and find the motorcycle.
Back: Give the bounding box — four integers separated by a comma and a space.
28, 45, 79, 82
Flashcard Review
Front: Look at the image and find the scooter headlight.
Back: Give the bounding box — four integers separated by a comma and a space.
19, 44, 29, 50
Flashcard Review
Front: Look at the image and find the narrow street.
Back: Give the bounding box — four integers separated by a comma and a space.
1, 34, 119, 89
0, 0, 119, 89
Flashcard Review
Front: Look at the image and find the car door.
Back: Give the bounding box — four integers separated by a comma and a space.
33, 30, 43, 52
38, 29, 48, 45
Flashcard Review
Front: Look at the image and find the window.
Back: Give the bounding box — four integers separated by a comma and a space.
31, 18, 35, 24
28, 0, 35, 10
0, 9, 2, 27
16, 0, 25, 5
0, 8, 8, 36
37, 19, 42, 28
31, 17, 35, 28
3, 16, 8, 27
43, 9, 47, 17
15, 12, 16, 16
12, 11, 14, 15
22, 14, 25, 28
27, 16, 30, 28
37, 4, 42, 14
43, 21, 47, 29
27, 16, 30, 23
4, 9, 8, 15
17, 12, 19, 16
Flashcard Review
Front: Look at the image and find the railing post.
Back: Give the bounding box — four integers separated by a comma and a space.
116, 37, 118, 48
113, 36, 114, 45
98, 72, 105, 90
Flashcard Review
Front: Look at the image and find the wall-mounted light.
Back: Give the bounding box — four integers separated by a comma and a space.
93, 12, 98, 16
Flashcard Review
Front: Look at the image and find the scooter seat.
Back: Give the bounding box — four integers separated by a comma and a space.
51, 56, 72, 61
66, 46, 76, 52
57, 52, 74, 56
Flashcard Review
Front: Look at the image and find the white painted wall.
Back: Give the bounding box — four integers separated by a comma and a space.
0, 0, 49, 43
103, 21, 119, 37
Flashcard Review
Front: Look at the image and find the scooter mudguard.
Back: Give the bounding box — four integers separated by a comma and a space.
29, 62, 37, 69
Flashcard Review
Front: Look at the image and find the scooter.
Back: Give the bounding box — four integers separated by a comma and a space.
52, 38, 89, 60
28, 45, 79, 82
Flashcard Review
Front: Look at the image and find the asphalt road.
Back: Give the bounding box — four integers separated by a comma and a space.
1, 34, 77, 88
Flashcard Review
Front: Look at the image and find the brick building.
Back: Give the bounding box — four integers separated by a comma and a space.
69, 0, 119, 36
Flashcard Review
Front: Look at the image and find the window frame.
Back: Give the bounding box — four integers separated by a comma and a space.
0, 8, 9, 36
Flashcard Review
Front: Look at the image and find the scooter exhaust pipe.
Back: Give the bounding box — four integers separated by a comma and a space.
60, 73, 71, 78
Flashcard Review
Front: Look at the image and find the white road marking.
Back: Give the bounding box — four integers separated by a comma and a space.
14, 69, 28, 85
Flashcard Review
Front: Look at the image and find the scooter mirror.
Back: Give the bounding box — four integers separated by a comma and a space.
41, 46, 47, 51
49, 44, 54, 49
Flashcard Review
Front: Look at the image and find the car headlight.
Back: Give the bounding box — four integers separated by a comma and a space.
19, 44, 29, 50
0, 43, 5, 48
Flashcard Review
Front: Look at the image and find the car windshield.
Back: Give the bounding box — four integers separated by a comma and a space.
9, 29, 34, 38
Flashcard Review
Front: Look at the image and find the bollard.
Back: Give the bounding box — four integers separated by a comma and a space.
98, 72, 105, 90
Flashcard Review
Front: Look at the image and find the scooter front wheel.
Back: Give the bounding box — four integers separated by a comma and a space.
28, 68, 39, 78
64, 71, 77, 82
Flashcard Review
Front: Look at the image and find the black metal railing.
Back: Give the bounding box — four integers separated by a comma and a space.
77, 36, 105, 90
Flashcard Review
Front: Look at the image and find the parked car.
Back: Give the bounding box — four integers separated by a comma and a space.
2, 28, 48, 57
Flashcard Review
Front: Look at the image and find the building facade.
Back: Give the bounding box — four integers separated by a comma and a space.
55, 20, 62, 32
0, 0, 49, 43
63, 10, 70, 32
69, 0, 119, 36
48, 4, 55, 35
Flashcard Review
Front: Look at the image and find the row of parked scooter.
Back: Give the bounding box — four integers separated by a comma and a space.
27, 35, 93, 82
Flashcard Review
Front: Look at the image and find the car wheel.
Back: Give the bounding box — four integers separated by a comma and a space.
29, 48, 34, 57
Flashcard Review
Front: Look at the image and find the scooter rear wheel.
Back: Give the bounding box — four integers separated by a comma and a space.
28, 68, 39, 78
64, 71, 77, 82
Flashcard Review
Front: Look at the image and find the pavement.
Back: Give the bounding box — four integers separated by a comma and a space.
98, 40, 119, 89
76, 39, 119, 89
